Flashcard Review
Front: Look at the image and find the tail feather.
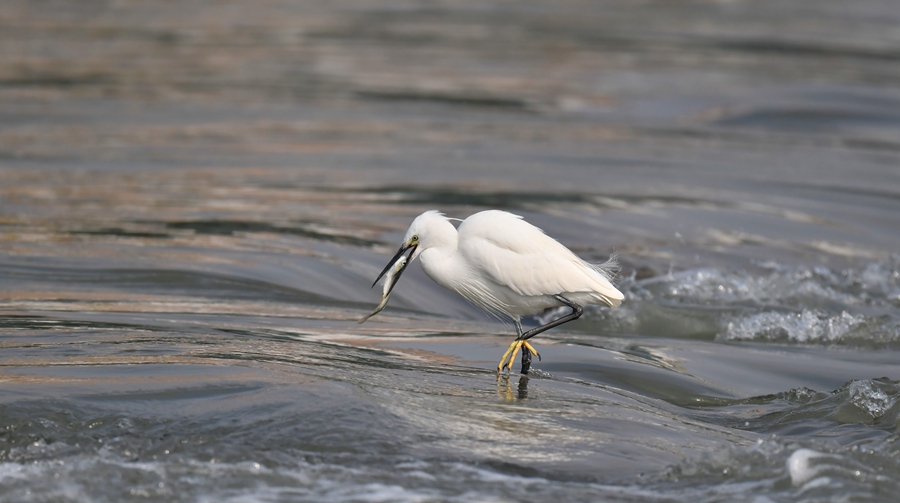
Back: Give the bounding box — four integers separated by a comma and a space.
591, 252, 620, 282
587, 253, 624, 307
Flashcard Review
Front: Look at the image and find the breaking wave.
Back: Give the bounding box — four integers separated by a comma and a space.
651, 438, 900, 503
720, 309, 900, 345
730, 378, 900, 433
651, 378, 900, 503
591, 259, 900, 347
630, 259, 900, 309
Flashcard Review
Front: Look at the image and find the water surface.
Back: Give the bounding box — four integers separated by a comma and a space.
2, 1, 900, 501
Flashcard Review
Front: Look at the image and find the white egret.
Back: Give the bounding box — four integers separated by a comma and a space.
361, 210, 624, 373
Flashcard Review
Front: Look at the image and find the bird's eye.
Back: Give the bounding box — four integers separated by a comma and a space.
412, 234, 419, 242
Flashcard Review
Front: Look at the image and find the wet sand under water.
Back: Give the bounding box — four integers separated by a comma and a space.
2, 1, 900, 501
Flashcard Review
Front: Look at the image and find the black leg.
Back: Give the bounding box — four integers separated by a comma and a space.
520, 345, 532, 374
519, 295, 584, 341
514, 319, 532, 374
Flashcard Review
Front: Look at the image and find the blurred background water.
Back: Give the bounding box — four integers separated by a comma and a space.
1, 1, 899, 501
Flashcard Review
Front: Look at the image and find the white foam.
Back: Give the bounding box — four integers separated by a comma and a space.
721, 310, 867, 343
628, 261, 900, 308
594, 261, 900, 346
848, 380, 895, 418
786, 448, 826, 486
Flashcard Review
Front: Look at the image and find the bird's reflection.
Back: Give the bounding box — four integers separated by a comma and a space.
497, 374, 530, 400
517, 375, 530, 399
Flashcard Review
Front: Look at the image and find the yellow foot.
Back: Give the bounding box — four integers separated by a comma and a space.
496, 340, 541, 373
497, 340, 522, 373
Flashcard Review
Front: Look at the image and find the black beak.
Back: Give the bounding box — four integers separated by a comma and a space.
372, 243, 417, 289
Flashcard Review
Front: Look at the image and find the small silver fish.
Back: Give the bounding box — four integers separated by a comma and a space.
358, 256, 408, 324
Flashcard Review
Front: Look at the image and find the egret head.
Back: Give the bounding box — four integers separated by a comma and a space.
371, 210, 455, 290
402, 210, 457, 260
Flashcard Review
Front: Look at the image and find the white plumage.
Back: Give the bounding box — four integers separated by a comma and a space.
411, 210, 622, 319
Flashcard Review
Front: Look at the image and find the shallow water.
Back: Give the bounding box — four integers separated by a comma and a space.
2, 1, 900, 501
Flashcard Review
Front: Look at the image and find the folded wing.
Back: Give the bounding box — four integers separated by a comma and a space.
458, 211, 623, 307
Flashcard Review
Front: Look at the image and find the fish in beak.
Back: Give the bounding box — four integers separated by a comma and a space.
358, 242, 417, 323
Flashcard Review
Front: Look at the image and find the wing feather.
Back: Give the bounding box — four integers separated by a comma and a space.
458, 211, 623, 306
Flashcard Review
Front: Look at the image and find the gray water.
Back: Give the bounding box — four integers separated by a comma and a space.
2, 1, 900, 501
